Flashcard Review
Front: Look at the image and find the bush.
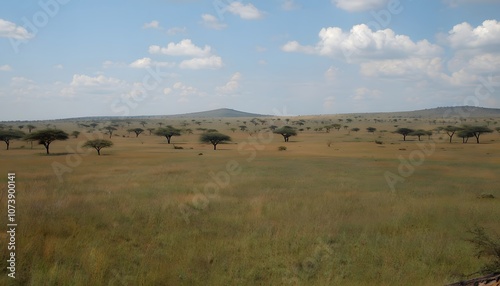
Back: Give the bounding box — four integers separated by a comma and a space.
278, 146, 287, 151
375, 140, 383, 145
467, 226, 500, 274
173, 145, 184, 150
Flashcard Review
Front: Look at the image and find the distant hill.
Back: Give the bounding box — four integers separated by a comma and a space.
3, 106, 499, 123
339, 106, 500, 118
166, 108, 270, 118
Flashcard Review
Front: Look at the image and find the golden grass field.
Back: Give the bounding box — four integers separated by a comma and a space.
0, 115, 499, 285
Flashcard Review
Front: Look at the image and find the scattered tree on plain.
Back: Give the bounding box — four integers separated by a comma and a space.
366, 127, 377, 133
395, 128, 414, 141
104, 126, 117, 138
457, 130, 474, 143
71, 131, 81, 138
24, 129, 69, 154
26, 124, 36, 133
274, 126, 297, 142
83, 139, 113, 155
0, 130, 25, 150
410, 129, 427, 141
465, 126, 494, 144
351, 127, 360, 132
444, 126, 461, 143
128, 128, 144, 137
200, 132, 231, 150
155, 126, 181, 144
425, 130, 433, 140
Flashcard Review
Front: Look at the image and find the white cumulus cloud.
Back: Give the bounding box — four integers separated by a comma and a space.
179, 56, 223, 70
61, 74, 128, 97
447, 20, 500, 49
143, 20, 161, 29
226, 2, 264, 19
149, 39, 212, 57
283, 24, 442, 61
201, 14, 227, 30
0, 19, 33, 40
0, 65, 12, 71
216, 72, 242, 94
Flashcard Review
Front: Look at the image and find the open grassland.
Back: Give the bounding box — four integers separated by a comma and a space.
1, 115, 499, 285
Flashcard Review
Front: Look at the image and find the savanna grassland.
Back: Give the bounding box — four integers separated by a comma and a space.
1, 112, 499, 285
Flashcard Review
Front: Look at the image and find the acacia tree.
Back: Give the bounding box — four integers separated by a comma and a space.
366, 127, 377, 133
274, 126, 297, 142
128, 128, 144, 137
155, 126, 181, 144
466, 126, 493, 144
0, 130, 25, 150
200, 132, 231, 150
24, 129, 69, 154
83, 139, 113, 155
104, 126, 117, 138
332, 123, 342, 131
495, 127, 500, 134
444, 126, 461, 143
26, 124, 36, 133
395, 128, 414, 141
71, 131, 81, 138
457, 130, 474, 143
410, 129, 427, 141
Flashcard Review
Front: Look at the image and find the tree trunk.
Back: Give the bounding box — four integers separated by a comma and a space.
167, 136, 171, 144
6, 141, 9, 150
475, 134, 480, 144
97, 148, 101, 155
403, 135, 406, 141
213, 144, 217, 150
44, 144, 50, 154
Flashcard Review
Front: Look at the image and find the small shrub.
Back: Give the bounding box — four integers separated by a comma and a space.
466, 226, 500, 274
477, 193, 495, 199
173, 145, 184, 150
278, 146, 287, 151
327, 140, 332, 147
375, 140, 383, 145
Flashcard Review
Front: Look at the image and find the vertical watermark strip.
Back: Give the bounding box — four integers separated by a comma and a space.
6, 173, 17, 279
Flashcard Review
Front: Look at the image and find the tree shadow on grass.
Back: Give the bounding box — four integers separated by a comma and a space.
36, 152, 72, 156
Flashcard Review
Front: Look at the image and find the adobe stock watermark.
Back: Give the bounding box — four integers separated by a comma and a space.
51, 129, 105, 183
178, 107, 293, 224
342, 0, 408, 63
385, 74, 498, 193
178, 128, 275, 224
110, 65, 170, 116
282, 238, 335, 284
212, 0, 235, 21
9, 0, 72, 54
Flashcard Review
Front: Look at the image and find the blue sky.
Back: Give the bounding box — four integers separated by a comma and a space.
1, 0, 499, 120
